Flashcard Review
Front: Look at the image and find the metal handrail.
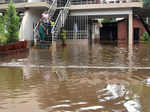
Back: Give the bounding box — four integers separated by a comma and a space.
47, 0, 57, 21
33, 0, 57, 39
63, 0, 71, 25
51, 10, 63, 41
51, 0, 71, 42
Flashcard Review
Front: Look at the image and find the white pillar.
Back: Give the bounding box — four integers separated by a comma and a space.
92, 23, 95, 41
128, 10, 133, 71
19, 9, 41, 41
146, 17, 149, 24
128, 10, 133, 48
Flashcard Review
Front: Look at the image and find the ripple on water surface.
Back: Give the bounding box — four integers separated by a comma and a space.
0, 67, 150, 112
0, 42, 150, 112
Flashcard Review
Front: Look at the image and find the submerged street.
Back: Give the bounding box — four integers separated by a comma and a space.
0, 41, 150, 112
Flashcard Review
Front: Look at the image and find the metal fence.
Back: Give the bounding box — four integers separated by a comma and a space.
56, 16, 89, 40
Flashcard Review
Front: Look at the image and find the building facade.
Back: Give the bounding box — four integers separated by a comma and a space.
0, 0, 143, 45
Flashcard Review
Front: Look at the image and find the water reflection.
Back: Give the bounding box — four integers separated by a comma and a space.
1, 41, 150, 68
143, 77, 150, 86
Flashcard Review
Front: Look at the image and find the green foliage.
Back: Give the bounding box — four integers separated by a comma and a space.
4, 0, 20, 44
140, 32, 150, 41
101, 18, 116, 23
0, 34, 7, 45
0, 15, 4, 33
143, 0, 150, 8
0, 15, 7, 45
0, 1, 20, 45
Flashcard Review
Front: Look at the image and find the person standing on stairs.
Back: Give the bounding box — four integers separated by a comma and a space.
36, 18, 47, 42
42, 11, 50, 35
50, 19, 55, 30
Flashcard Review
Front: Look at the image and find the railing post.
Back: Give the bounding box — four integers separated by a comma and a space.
52, 31, 54, 45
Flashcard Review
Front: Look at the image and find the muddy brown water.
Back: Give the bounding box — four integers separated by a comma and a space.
0, 41, 150, 112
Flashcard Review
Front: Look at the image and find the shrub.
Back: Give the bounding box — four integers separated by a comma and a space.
140, 32, 150, 41
143, 0, 150, 8
0, 15, 4, 33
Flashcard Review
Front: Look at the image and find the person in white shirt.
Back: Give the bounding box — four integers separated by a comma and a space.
42, 11, 49, 23
41, 11, 49, 35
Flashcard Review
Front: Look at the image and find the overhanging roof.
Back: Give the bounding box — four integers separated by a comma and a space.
134, 8, 150, 17
0, 2, 49, 12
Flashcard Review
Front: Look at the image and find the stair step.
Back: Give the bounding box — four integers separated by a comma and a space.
36, 41, 52, 49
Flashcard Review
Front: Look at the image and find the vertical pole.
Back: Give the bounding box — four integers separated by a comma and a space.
52, 32, 54, 45
146, 17, 149, 24
87, 16, 88, 39
128, 10, 133, 48
128, 10, 133, 71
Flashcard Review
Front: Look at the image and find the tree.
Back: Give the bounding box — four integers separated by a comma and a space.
4, 0, 20, 44
143, 0, 150, 8
0, 15, 7, 45
0, 15, 4, 33
101, 18, 116, 23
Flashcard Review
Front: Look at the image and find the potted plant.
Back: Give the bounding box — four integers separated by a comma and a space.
0, 34, 7, 51
0, 0, 27, 54
5, 0, 20, 43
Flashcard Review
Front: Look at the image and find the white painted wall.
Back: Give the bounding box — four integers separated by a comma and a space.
28, 0, 44, 2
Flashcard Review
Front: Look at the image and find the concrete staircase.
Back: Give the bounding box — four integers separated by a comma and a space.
35, 0, 70, 48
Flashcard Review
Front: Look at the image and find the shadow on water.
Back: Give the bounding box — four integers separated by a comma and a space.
0, 41, 150, 112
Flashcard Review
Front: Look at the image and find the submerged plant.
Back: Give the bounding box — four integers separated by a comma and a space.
4, 0, 20, 44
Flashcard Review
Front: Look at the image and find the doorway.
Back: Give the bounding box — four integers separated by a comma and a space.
134, 28, 140, 41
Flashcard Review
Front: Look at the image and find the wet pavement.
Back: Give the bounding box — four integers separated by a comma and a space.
0, 41, 150, 112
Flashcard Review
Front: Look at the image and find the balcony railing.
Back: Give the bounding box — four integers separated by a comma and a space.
0, 0, 53, 4
0, 0, 27, 4
71, 0, 142, 5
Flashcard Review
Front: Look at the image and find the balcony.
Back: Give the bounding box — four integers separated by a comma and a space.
0, 0, 27, 4
71, 0, 142, 5
70, 0, 143, 13
0, 0, 52, 4
0, 0, 52, 11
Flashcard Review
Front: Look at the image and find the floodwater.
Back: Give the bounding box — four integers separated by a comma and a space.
0, 40, 150, 112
